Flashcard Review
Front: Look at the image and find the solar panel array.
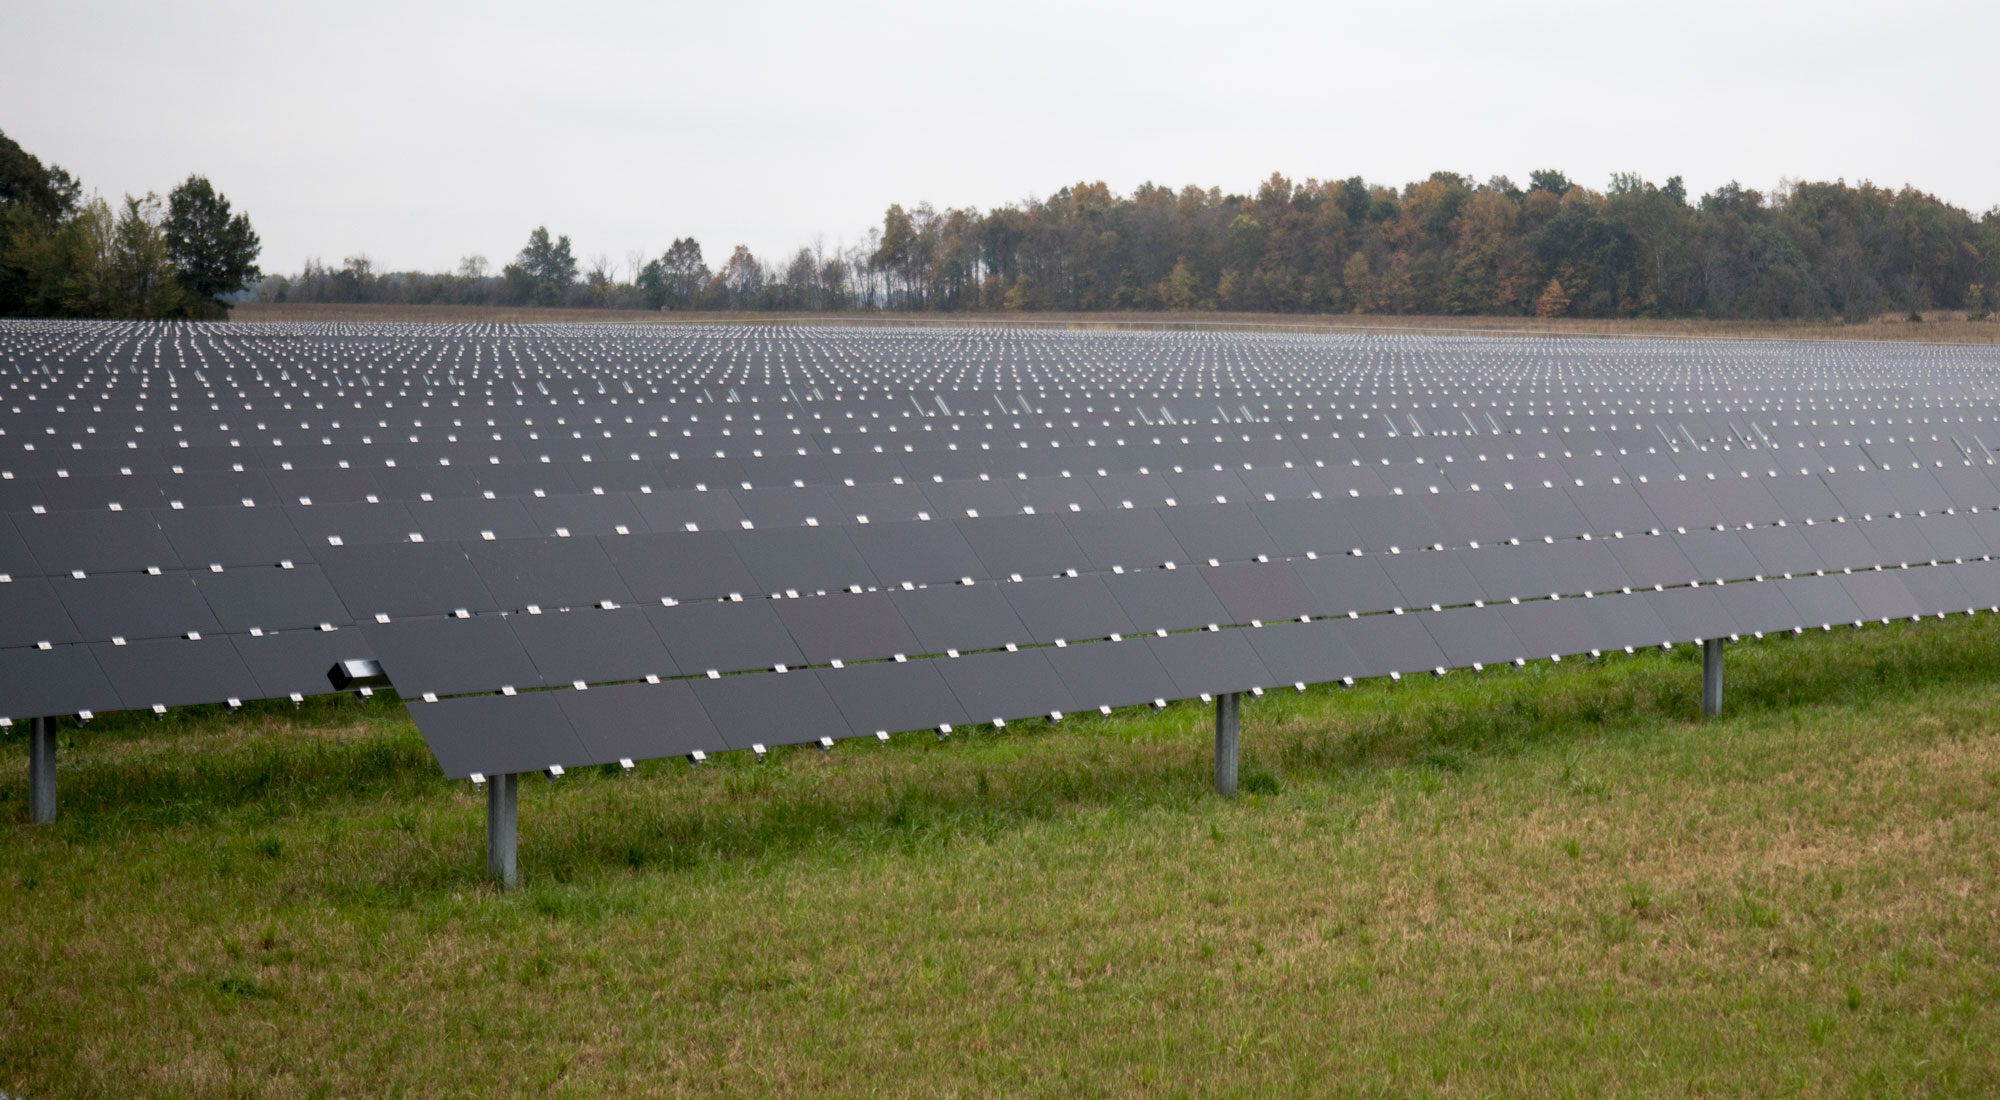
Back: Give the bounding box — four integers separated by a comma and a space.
6, 319, 2000, 781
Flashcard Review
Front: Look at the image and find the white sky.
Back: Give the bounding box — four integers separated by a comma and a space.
5, 0, 1994, 278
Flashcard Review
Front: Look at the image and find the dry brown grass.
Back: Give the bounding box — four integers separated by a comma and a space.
228, 301, 2000, 344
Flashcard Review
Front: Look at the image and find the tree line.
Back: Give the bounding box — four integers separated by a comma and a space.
0, 130, 261, 319
266, 171, 1998, 323
8, 118, 1993, 323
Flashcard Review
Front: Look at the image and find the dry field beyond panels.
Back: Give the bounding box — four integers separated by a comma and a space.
3, 616, 2000, 1098
227, 301, 2000, 344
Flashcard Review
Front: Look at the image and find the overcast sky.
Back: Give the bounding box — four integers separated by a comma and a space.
5, 0, 1994, 277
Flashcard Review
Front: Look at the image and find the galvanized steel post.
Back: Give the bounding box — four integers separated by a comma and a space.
1215, 692, 1240, 796
487, 773, 519, 889
1701, 638, 1724, 719
29, 716, 55, 825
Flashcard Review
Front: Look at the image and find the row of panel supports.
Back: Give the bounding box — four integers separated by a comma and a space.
13, 663, 1728, 887
468, 658, 1737, 890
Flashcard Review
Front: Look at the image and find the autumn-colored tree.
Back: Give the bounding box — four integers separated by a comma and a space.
1002, 273, 1035, 311
1535, 278, 1572, 318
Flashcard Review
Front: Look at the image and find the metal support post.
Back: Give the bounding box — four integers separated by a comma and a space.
487, 773, 519, 889
1214, 692, 1240, 797
1701, 638, 1724, 719
29, 716, 56, 824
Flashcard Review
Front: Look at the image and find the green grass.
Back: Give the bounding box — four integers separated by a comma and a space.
3, 617, 1999, 1098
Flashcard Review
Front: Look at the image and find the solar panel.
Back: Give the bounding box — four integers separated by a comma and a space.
158, 506, 310, 567
598, 531, 756, 603
647, 598, 805, 675
511, 606, 677, 684
408, 692, 589, 779
466, 537, 633, 610
1200, 561, 1319, 624
1047, 637, 1180, 711
1579, 592, 1673, 652
7, 318, 2000, 799
363, 615, 544, 697
958, 514, 1087, 581
1422, 606, 1529, 667
1101, 567, 1230, 634
1840, 570, 1924, 622
193, 566, 349, 633
1160, 503, 1276, 564
0, 644, 120, 721
1148, 630, 1272, 697
555, 680, 725, 765
17, 510, 180, 574
1377, 552, 1485, 610
691, 670, 850, 749
1335, 613, 1447, 679
776, 591, 921, 663
1500, 599, 1602, 660
1897, 563, 1973, 614
1244, 619, 1364, 687
286, 500, 419, 547
231, 628, 368, 699
1061, 508, 1186, 571
1777, 575, 1865, 629
1291, 555, 1402, 617
1003, 575, 1133, 644
57, 573, 219, 642
318, 542, 498, 619
891, 582, 1032, 654
0, 578, 82, 647
1712, 578, 1800, 636
1646, 585, 1740, 641
846, 520, 987, 588
93, 636, 259, 710
934, 647, 1075, 725
817, 660, 969, 737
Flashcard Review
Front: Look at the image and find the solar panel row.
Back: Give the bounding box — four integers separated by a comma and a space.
7, 320, 2000, 788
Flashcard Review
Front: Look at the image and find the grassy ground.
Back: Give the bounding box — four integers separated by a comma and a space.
227, 301, 2000, 345
3, 617, 1999, 1098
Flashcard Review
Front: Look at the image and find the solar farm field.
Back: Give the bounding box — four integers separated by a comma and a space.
3, 320, 2000, 1095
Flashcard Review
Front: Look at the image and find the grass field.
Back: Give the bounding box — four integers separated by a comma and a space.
227, 301, 2000, 346
4, 616, 1999, 1098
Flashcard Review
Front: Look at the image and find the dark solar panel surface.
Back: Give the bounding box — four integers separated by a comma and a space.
9, 320, 2000, 778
